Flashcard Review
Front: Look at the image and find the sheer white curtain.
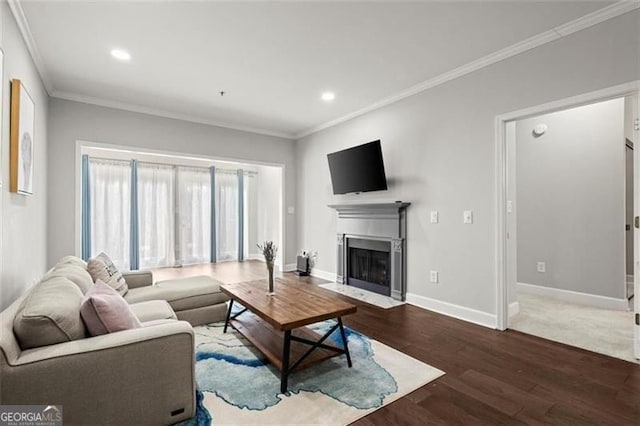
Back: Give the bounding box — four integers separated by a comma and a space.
138, 163, 176, 268
215, 171, 239, 261
176, 166, 211, 265
89, 158, 131, 270
243, 173, 257, 259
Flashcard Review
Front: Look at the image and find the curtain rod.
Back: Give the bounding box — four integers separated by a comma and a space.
88, 156, 258, 175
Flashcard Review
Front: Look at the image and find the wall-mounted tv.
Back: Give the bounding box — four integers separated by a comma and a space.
327, 140, 388, 195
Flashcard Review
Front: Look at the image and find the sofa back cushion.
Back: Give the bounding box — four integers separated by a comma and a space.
80, 280, 142, 336
87, 252, 128, 296
56, 255, 88, 270
44, 264, 94, 294
13, 278, 87, 350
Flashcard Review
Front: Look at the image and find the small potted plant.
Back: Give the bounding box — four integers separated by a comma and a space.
257, 241, 278, 295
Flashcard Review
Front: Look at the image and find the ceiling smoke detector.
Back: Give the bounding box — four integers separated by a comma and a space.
533, 123, 547, 137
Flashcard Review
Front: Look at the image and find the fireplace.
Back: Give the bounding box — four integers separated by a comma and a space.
329, 202, 410, 301
347, 238, 391, 296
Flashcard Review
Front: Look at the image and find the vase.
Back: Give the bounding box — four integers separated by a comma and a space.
267, 262, 275, 295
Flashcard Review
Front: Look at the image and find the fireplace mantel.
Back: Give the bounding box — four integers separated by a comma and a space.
328, 202, 411, 213
328, 202, 410, 301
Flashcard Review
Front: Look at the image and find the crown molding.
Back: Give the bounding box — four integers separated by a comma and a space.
294, 0, 640, 139
51, 91, 295, 140
553, 0, 640, 37
7, 0, 53, 94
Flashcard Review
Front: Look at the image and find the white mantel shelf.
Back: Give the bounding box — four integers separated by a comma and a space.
327, 202, 411, 214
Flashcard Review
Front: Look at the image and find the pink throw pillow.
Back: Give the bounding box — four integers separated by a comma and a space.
80, 280, 142, 336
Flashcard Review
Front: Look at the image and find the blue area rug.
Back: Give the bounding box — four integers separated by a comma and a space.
181, 312, 444, 425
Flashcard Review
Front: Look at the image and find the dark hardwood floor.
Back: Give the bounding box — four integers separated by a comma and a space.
153, 261, 640, 425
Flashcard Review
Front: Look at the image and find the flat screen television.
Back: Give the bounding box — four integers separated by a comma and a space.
327, 140, 388, 195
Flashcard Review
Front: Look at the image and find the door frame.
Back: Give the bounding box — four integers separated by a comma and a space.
494, 80, 640, 331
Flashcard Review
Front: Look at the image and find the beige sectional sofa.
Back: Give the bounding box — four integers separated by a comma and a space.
0, 255, 229, 425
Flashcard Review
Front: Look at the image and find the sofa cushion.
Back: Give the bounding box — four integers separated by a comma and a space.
124, 275, 228, 311
56, 255, 88, 269
44, 264, 94, 294
129, 300, 177, 323
87, 252, 128, 296
13, 278, 87, 349
80, 280, 142, 336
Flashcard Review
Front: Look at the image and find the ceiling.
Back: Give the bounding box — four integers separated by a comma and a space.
17, 1, 619, 138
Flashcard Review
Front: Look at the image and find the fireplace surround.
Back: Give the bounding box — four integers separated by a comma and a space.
328, 202, 410, 301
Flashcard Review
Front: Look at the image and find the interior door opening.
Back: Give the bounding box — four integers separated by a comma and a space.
502, 94, 639, 363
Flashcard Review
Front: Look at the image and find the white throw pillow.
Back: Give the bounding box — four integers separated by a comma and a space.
87, 252, 128, 296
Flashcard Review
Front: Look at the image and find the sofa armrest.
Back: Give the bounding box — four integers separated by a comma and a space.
2, 322, 195, 425
122, 270, 153, 289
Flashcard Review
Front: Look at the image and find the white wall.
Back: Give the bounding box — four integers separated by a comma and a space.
296, 10, 640, 323
47, 98, 297, 268
516, 98, 625, 300
0, 2, 50, 310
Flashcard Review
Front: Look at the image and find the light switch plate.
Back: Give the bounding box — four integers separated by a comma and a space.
463, 210, 473, 224
507, 200, 513, 213
430, 211, 439, 224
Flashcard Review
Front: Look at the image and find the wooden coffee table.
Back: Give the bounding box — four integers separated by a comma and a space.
220, 279, 357, 393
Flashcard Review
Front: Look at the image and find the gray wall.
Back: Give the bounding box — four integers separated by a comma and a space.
0, 2, 50, 310
516, 98, 625, 300
296, 10, 640, 317
47, 98, 297, 268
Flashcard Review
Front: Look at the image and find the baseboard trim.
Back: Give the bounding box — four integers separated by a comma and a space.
508, 301, 520, 318
405, 292, 497, 329
309, 268, 336, 282
283, 263, 297, 272
516, 282, 629, 311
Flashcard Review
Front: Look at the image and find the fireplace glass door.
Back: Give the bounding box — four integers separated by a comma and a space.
347, 238, 391, 296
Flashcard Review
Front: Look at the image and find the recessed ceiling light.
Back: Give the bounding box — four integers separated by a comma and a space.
321, 92, 335, 102
110, 49, 131, 61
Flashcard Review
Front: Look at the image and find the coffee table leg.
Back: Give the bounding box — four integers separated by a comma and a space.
223, 299, 234, 333
338, 317, 352, 368
281, 330, 291, 393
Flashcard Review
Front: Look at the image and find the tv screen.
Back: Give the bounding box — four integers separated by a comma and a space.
327, 140, 388, 195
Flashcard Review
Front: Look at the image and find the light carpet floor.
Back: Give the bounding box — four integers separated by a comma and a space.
510, 292, 638, 364
319, 283, 405, 309
182, 318, 443, 425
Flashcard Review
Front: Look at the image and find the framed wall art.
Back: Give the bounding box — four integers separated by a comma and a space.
10, 78, 35, 195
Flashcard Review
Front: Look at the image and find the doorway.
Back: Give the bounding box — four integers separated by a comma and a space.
495, 84, 640, 363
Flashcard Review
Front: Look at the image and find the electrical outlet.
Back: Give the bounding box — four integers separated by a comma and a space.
430, 270, 439, 283
430, 211, 439, 224
537, 262, 546, 273
463, 210, 473, 224
287, 206, 295, 214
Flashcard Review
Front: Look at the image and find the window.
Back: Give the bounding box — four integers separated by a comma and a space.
137, 163, 176, 269
83, 155, 260, 270
215, 170, 239, 261
176, 166, 211, 264
88, 158, 131, 270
